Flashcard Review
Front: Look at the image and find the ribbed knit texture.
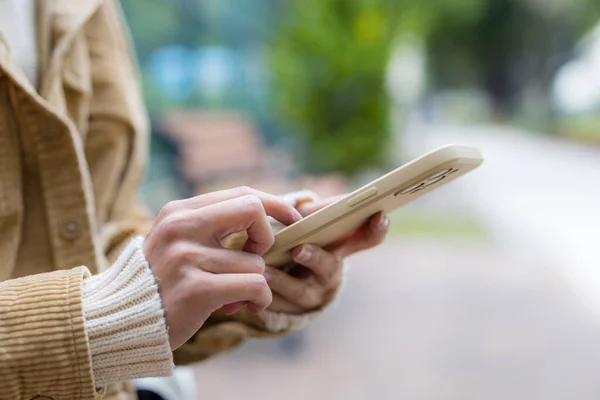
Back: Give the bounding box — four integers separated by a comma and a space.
82, 236, 173, 387
259, 309, 314, 332
0, 267, 96, 400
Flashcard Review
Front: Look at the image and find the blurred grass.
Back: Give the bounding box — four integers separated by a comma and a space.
556, 115, 600, 145
514, 113, 600, 145
388, 210, 487, 238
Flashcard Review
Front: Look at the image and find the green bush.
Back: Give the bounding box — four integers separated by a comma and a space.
268, 0, 404, 175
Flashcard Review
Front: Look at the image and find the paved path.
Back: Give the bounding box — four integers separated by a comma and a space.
194, 240, 600, 400
401, 123, 600, 314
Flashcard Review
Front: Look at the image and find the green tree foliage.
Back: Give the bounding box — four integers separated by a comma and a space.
427, 0, 600, 116
268, 0, 404, 175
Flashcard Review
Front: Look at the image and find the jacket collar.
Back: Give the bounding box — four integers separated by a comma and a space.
0, 0, 104, 97
37, 0, 105, 97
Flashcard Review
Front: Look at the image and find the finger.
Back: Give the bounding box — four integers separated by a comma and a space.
291, 244, 343, 286
268, 293, 306, 314
264, 266, 324, 310
206, 273, 272, 313
332, 212, 389, 258
325, 226, 361, 250
221, 301, 247, 315
296, 194, 348, 217
198, 195, 275, 255
183, 187, 302, 226
199, 248, 265, 275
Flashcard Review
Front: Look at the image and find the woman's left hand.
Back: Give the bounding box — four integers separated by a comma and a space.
265, 197, 390, 314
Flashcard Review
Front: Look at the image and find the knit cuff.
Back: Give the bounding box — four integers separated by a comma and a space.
82, 236, 174, 387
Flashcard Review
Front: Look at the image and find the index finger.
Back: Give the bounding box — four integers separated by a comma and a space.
199, 195, 276, 255
183, 186, 303, 226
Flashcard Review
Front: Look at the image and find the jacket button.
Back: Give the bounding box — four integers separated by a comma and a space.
60, 220, 81, 241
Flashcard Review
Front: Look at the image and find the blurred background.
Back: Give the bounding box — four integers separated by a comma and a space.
123, 0, 600, 398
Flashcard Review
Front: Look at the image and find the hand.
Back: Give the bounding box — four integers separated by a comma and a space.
265, 196, 390, 314
143, 187, 302, 349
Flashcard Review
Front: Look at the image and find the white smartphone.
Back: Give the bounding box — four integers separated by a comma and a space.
262, 144, 483, 267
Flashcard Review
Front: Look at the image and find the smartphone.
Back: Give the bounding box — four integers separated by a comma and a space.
263, 144, 483, 267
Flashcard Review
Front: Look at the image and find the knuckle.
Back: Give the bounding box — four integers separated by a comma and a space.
158, 213, 185, 239
169, 242, 202, 266
191, 209, 210, 228
248, 274, 269, 297
234, 186, 253, 197
241, 194, 263, 211
264, 231, 275, 249
160, 200, 183, 218
300, 288, 322, 309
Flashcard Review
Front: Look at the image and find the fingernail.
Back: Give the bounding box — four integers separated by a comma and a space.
263, 270, 271, 280
377, 215, 390, 232
295, 246, 311, 263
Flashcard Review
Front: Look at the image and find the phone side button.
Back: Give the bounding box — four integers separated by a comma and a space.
347, 187, 378, 207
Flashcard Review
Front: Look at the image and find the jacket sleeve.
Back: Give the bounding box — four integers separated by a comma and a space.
0, 267, 97, 400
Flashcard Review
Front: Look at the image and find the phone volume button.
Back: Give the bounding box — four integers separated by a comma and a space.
347, 187, 378, 207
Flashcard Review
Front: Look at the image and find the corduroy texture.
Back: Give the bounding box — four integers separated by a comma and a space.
82, 236, 173, 387
0, 267, 96, 400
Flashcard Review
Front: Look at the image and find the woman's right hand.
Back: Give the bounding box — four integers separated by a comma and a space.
143, 187, 302, 350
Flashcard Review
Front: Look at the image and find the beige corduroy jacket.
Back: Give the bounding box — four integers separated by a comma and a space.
0, 1, 314, 399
